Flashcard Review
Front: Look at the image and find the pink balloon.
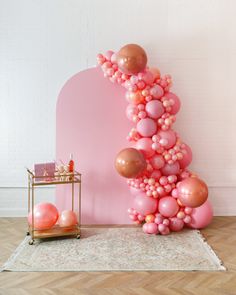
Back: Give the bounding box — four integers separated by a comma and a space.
137, 118, 157, 137
188, 200, 213, 229
150, 154, 165, 169
169, 217, 184, 232
130, 187, 141, 195
58, 210, 78, 227
165, 92, 181, 115
161, 162, 180, 176
140, 70, 155, 85
150, 85, 164, 99
145, 100, 165, 119
158, 197, 179, 218
133, 192, 158, 215
136, 137, 155, 158
157, 129, 177, 149
28, 202, 58, 230
150, 170, 161, 179
179, 144, 192, 168
126, 104, 138, 121
143, 222, 158, 234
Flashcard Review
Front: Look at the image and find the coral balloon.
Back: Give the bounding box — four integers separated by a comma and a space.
115, 148, 146, 178
158, 197, 179, 218
177, 177, 208, 208
143, 222, 158, 234
157, 129, 176, 149
58, 210, 78, 227
145, 100, 165, 119
165, 92, 181, 115
116, 44, 147, 75
161, 162, 180, 176
126, 91, 144, 104
28, 202, 58, 230
188, 200, 213, 229
133, 192, 158, 215
149, 67, 161, 80
137, 118, 157, 137
136, 137, 155, 158
179, 144, 192, 168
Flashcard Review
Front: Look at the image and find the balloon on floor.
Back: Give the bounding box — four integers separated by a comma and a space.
97, 44, 213, 234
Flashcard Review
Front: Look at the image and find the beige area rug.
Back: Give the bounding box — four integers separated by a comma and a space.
1, 228, 225, 272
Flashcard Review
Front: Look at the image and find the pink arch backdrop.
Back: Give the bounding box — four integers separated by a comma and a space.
56, 67, 133, 224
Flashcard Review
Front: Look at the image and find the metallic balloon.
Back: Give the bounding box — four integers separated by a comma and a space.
116, 44, 147, 75
177, 177, 208, 208
115, 147, 146, 178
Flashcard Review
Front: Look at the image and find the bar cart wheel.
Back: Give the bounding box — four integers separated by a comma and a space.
29, 239, 35, 245
76, 234, 81, 239
26, 231, 30, 236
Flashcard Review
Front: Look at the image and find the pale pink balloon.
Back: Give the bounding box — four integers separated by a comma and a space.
161, 162, 180, 176
143, 222, 158, 234
158, 197, 179, 218
150, 154, 165, 169
165, 92, 181, 115
157, 129, 177, 149
137, 118, 157, 137
130, 187, 141, 195
126, 104, 138, 121
188, 200, 213, 229
179, 144, 192, 168
58, 210, 78, 227
169, 217, 184, 232
150, 170, 161, 179
145, 100, 164, 119
140, 70, 155, 84
28, 202, 58, 230
136, 137, 155, 158
133, 192, 158, 215
150, 85, 164, 99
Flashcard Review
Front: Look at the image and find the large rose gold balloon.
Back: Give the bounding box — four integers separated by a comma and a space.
177, 177, 208, 208
116, 44, 147, 75
115, 148, 146, 178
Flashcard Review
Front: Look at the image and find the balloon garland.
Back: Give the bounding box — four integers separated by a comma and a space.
97, 44, 213, 235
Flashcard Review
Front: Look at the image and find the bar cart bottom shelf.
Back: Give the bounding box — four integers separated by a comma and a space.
28, 225, 80, 245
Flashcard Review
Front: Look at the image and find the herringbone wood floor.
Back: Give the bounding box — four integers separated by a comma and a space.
0, 217, 235, 295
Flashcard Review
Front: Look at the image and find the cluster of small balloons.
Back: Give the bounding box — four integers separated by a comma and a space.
28, 202, 78, 230
97, 44, 213, 234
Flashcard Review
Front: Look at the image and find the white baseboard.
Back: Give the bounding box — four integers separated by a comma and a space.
0, 186, 235, 217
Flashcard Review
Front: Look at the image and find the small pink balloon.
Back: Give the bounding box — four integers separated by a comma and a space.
161, 162, 180, 176
165, 92, 181, 115
143, 222, 158, 234
150, 170, 161, 179
158, 197, 179, 218
150, 85, 164, 99
58, 210, 78, 227
137, 118, 157, 137
126, 104, 138, 121
149, 154, 165, 170
179, 144, 192, 168
188, 200, 213, 229
136, 137, 155, 158
133, 192, 158, 216
157, 129, 177, 149
169, 217, 184, 232
145, 100, 165, 119
28, 202, 58, 230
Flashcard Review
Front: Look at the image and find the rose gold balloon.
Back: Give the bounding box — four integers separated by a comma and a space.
58, 210, 78, 227
127, 90, 145, 104
177, 177, 208, 208
115, 148, 147, 178
116, 44, 147, 75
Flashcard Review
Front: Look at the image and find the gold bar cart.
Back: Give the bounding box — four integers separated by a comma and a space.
26, 168, 82, 245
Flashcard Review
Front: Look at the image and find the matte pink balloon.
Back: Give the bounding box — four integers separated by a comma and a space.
136, 137, 155, 158
169, 217, 184, 232
143, 222, 158, 234
158, 197, 179, 218
126, 104, 138, 121
150, 85, 164, 99
165, 92, 181, 115
145, 100, 164, 119
137, 118, 157, 137
188, 200, 213, 229
130, 187, 141, 195
157, 129, 176, 149
150, 154, 165, 169
161, 162, 180, 176
133, 192, 158, 215
28, 202, 58, 230
150, 170, 161, 179
179, 144, 192, 168
58, 210, 78, 227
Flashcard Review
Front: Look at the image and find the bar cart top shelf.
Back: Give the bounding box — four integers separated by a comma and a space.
27, 168, 81, 186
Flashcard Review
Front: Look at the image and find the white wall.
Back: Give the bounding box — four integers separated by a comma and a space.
0, 0, 236, 216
